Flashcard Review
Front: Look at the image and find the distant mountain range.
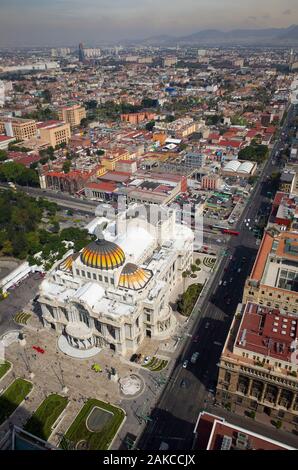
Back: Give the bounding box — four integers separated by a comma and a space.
136, 25, 298, 46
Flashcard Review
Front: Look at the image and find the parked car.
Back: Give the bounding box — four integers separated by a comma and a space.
182, 360, 189, 369
32, 346, 45, 354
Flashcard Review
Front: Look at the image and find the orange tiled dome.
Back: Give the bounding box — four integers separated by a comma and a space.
60, 254, 74, 272
118, 263, 152, 290
80, 239, 125, 270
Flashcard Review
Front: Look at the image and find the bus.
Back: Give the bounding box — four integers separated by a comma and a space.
211, 225, 240, 236
222, 228, 240, 236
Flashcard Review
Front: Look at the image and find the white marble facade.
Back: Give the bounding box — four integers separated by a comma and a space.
38, 206, 194, 356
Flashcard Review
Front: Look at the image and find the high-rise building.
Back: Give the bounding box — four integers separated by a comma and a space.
78, 43, 85, 63
243, 230, 298, 312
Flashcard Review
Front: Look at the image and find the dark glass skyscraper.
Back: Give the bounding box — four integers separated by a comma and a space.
78, 43, 85, 62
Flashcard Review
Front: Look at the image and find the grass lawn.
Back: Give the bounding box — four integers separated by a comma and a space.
61, 399, 125, 450
0, 361, 11, 380
24, 394, 68, 440
0, 378, 32, 425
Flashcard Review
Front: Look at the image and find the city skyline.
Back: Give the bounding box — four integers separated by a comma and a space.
0, 0, 298, 46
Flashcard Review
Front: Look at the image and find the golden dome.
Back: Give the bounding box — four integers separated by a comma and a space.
119, 263, 152, 290
80, 239, 125, 270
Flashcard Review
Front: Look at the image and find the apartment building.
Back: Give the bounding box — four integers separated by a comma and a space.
0, 117, 37, 141
57, 104, 86, 128
216, 302, 298, 425
201, 174, 221, 190
120, 112, 156, 125
38, 121, 71, 148
243, 230, 298, 313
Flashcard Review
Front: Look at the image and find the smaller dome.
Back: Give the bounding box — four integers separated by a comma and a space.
60, 254, 74, 272
119, 263, 152, 290
60, 253, 79, 272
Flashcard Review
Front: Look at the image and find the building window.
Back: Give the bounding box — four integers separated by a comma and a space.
81, 271, 86, 277
93, 273, 96, 280
87, 272, 91, 279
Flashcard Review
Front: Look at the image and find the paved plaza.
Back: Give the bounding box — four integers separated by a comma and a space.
0, 258, 217, 450
0, 324, 175, 449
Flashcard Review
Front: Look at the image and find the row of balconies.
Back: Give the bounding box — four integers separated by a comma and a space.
220, 361, 298, 391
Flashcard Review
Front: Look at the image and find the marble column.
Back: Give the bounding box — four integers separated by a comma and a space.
260, 383, 267, 402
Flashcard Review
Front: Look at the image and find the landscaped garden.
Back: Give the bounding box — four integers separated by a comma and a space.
24, 393, 68, 440
60, 399, 125, 450
0, 378, 33, 425
14, 312, 31, 325
203, 257, 216, 269
0, 361, 11, 380
177, 283, 203, 316
142, 357, 168, 372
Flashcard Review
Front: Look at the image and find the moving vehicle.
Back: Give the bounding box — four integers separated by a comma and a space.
191, 352, 200, 364
182, 360, 189, 369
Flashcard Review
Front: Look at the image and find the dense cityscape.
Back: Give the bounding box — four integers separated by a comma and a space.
1, 1, 298, 460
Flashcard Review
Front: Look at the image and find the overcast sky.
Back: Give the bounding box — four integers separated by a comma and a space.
0, 0, 297, 46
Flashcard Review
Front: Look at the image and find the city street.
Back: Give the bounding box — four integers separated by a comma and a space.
138, 104, 298, 450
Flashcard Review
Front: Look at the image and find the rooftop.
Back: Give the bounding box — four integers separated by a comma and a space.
194, 412, 295, 450
235, 302, 298, 362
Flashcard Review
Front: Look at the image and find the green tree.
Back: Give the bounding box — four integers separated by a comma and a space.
42, 89, 52, 103
62, 161, 71, 173
0, 150, 8, 162
145, 121, 155, 131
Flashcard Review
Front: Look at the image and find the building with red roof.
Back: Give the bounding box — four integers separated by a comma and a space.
0, 134, 15, 150
216, 301, 298, 426
194, 412, 295, 450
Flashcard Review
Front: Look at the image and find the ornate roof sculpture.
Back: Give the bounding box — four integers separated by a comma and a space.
118, 263, 152, 290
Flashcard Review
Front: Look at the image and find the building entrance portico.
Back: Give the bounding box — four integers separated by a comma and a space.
65, 321, 94, 350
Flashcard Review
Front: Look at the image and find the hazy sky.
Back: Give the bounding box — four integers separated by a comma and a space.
0, 0, 297, 46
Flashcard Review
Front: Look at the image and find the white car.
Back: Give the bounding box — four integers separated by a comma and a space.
182, 360, 189, 369
143, 356, 150, 365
